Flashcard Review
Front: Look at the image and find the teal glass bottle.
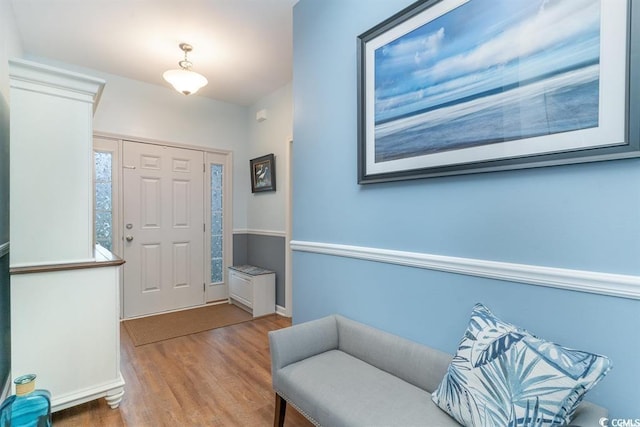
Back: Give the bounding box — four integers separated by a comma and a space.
0, 374, 51, 427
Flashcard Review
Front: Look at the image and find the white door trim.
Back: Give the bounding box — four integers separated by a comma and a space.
94, 131, 231, 156
93, 136, 124, 318
284, 137, 293, 317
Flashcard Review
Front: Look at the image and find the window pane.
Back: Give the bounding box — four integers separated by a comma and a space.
94, 152, 113, 252
95, 182, 112, 211
211, 258, 223, 283
210, 164, 223, 283
211, 212, 223, 236
96, 211, 112, 251
211, 235, 222, 256
95, 152, 112, 182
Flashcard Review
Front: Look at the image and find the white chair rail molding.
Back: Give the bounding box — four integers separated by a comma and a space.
289, 241, 640, 300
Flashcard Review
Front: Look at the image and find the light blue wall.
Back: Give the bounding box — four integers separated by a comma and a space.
292, 0, 640, 418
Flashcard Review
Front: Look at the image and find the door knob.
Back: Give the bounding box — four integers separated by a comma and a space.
125, 235, 134, 242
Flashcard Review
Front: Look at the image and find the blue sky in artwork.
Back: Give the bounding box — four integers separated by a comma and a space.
374, 0, 601, 123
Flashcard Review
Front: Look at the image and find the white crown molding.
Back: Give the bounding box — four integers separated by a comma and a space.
290, 240, 640, 300
9, 58, 105, 110
233, 229, 286, 238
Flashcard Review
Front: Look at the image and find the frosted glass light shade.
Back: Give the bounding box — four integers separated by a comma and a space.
163, 68, 208, 95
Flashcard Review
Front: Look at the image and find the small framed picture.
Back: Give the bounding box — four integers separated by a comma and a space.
250, 153, 276, 193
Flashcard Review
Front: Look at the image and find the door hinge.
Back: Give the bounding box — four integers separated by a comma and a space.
203, 223, 206, 232
203, 283, 206, 292
203, 163, 205, 173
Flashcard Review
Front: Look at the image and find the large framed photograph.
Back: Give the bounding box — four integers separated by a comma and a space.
250, 153, 276, 193
358, 0, 640, 183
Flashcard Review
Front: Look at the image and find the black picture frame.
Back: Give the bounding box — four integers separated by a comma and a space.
250, 153, 276, 193
357, 0, 640, 184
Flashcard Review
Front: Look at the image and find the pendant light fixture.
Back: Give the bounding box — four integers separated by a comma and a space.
163, 43, 208, 95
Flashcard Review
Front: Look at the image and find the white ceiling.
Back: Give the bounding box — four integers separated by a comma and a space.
10, 0, 296, 106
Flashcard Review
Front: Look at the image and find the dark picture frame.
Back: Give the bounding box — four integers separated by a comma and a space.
358, 0, 640, 184
250, 153, 276, 193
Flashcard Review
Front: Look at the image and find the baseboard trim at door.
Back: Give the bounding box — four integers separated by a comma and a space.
276, 305, 290, 317
290, 240, 640, 300
121, 301, 228, 321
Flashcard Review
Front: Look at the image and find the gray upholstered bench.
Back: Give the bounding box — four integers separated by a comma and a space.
268, 314, 607, 427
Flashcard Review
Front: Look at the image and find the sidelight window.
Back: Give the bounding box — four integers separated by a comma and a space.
210, 164, 223, 283
94, 151, 113, 252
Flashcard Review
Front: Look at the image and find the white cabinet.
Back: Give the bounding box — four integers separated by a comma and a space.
8, 59, 124, 412
10, 248, 125, 412
228, 265, 275, 317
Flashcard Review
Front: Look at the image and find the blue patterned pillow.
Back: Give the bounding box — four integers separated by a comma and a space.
432, 303, 611, 427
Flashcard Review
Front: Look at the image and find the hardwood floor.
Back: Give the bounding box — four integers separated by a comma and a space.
52, 314, 314, 427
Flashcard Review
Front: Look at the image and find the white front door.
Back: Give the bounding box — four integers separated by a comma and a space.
122, 141, 205, 318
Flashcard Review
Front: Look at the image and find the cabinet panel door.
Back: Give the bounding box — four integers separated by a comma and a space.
229, 272, 253, 307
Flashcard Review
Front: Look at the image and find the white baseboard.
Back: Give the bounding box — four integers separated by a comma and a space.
51, 374, 125, 412
290, 240, 640, 300
276, 305, 290, 317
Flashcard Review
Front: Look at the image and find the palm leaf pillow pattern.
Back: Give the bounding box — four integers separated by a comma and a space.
431, 303, 611, 427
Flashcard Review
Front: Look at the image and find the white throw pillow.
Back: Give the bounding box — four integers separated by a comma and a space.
432, 303, 611, 426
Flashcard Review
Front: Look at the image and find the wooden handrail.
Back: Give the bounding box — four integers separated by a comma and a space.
9, 245, 124, 275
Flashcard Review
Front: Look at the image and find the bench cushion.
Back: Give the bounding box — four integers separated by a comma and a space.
275, 349, 461, 427
336, 315, 453, 393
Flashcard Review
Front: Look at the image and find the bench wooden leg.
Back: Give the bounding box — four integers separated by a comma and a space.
274, 393, 287, 427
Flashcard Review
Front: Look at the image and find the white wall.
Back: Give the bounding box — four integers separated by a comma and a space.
246, 83, 292, 233
18, 56, 295, 237
1, 0, 23, 98
24, 55, 251, 230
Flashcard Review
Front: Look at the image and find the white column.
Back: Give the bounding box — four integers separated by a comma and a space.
9, 59, 104, 267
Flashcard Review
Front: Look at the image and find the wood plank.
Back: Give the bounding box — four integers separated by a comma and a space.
52, 315, 314, 427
